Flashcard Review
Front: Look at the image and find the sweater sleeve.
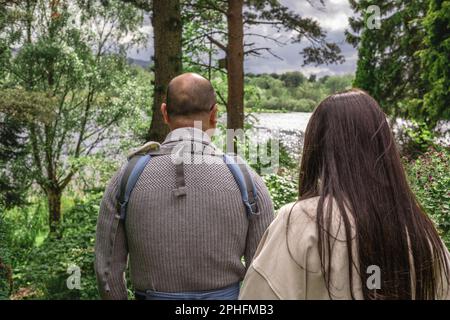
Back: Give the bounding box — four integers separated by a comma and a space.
243, 173, 275, 270
94, 168, 129, 300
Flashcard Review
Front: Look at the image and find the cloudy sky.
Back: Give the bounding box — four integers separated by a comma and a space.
128, 0, 357, 77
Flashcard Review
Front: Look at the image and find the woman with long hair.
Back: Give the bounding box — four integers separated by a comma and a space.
240, 89, 450, 299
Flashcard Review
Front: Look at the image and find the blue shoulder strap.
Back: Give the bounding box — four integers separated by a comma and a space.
116, 151, 259, 222
223, 154, 259, 217
117, 154, 152, 221
116, 145, 186, 222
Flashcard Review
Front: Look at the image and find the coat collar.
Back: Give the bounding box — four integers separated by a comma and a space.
163, 127, 212, 146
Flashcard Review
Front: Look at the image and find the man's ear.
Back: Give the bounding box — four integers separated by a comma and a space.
161, 103, 170, 125
209, 104, 218, 128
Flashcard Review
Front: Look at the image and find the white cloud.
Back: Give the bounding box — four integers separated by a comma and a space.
316, 11, 350, 31
281, 0, 353, 32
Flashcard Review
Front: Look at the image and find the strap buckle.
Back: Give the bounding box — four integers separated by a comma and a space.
118, 201, 128, 220
249, 201, 259, 215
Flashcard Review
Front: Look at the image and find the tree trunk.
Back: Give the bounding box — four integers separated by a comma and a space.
47, 188, 62, 233
148, 0, 183, 142
226, 0, 244, 132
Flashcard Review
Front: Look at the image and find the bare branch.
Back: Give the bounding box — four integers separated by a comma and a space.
244, 47, 283, 60
182, 30, 225, 46
206, 34, 227, 52
187, 60, 227, 74
59, 170, 75, 190
216, 90, 227, 107
244, 20, 283, 26
244, 33, 289, 46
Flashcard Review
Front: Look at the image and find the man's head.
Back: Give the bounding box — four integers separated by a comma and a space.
161, 73, 217, 132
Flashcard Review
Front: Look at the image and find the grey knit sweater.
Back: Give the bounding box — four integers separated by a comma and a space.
94, 127, 275, 299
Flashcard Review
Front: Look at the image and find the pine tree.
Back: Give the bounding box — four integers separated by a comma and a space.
347, 0, 429, 119
420, 0, 450, 125
0, 214, 12, 300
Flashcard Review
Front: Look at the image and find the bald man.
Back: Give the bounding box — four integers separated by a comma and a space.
95, 73, 274, 300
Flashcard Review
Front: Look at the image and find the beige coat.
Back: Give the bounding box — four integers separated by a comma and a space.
239, 196, 450, 300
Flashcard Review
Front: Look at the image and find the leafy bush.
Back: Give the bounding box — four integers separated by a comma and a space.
256, 96, 315, 112
246, 73, 353, 113
0, 213, 12, 299
405, 147, 450, 247
263, 174, 298, 211
12, 192, 102, 300
6, 199, 49, 249
402, 121, 436, 158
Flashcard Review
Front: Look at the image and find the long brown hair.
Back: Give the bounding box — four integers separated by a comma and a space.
297, 88, 449, 299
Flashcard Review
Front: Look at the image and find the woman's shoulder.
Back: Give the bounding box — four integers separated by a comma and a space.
279, 197, 320, 213
245, 197, 324, 299
263, 198, 322, 253
277, 197, 321, 226
277, 196, 351, 242
254, 198, 321, 252
246, 197, 357, 299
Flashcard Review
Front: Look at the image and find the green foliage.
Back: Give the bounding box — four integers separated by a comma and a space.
405, 147, 450, 247
6, 201, 47, 251
2, 0, 448, 302
0, 1, 24, 81
182, 1, 226, 74
322, 74, 354, 94
402, 121, 436, 157
0, 0, 146, 230
11, 192, 101, 300
103, 66, 153, 147
279, 72, 307, 88
0, 116, 29, 208
234, 129, 298, 210
0, 89, 55, 208
0, 213, 12, 300
257, 97, 316, 112
420, 0, 450, 125
254, 136, 299, 211
245, 73, 353, 112
348, 0, 448, 127
71, 155, 121, 194
348, 0, 428, 120
263, 174, 298, 211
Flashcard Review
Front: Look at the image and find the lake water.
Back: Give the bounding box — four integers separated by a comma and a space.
251, 112, 311, 158
224, 112, 449, 159
219, 112, 312, 158
251, 112, 312, 132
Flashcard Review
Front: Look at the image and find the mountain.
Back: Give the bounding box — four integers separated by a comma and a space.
127, 57, 151, 69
